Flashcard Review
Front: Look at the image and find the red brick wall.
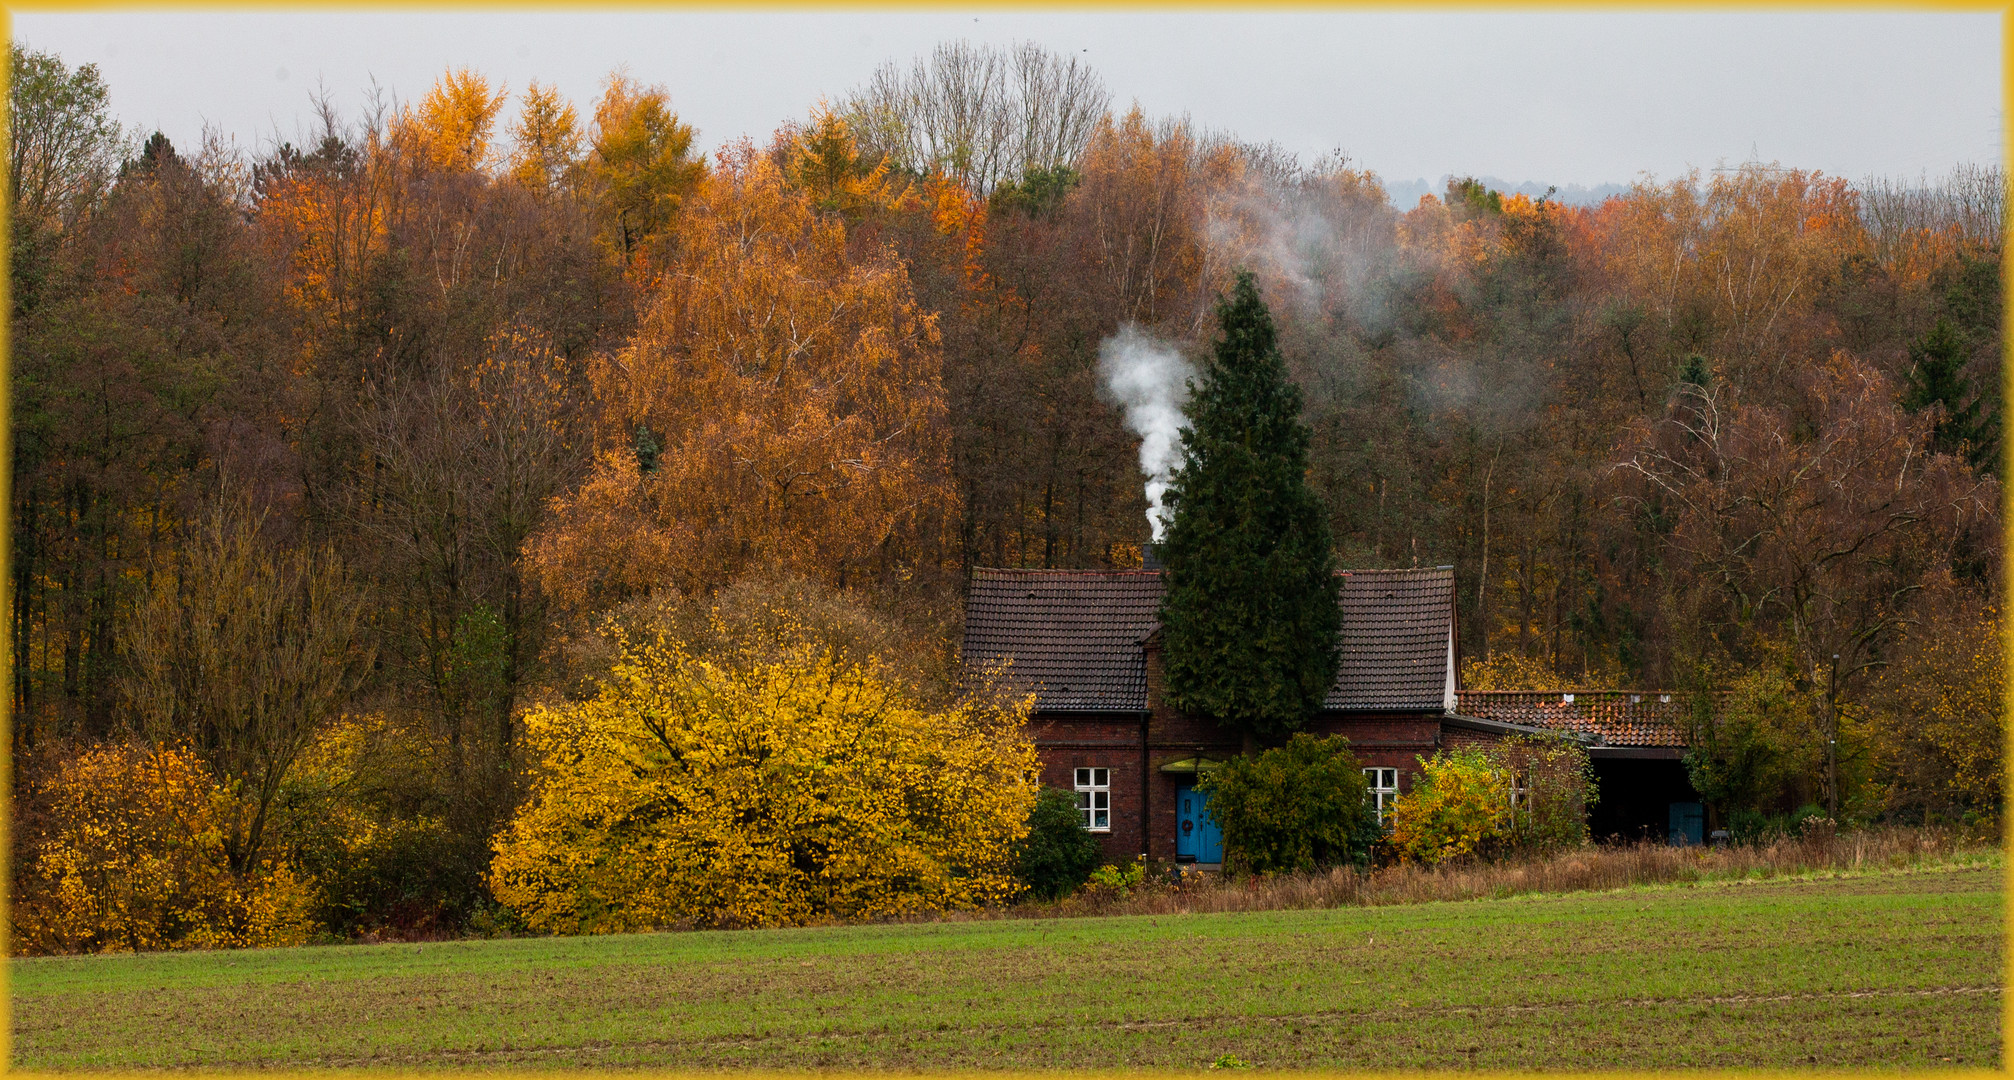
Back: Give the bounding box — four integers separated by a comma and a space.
1029, 696, 1456, 862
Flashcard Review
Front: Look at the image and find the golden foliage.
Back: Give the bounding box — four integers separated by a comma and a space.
1869, 585, 2004, 819
788, 104, 903, 217
1385, 748, 1513, 866
1590, 164, 1867, 377
252, 129, 398, 367
398, 68, 510, 173
528, 142, 956, 607
1072, 107, 1235, 330
1386, 738, 1594, 866
584, 72, 705, 266
1461, 651, 1624, 691
508, 81, 583, 195
489, 613, 1038, 932
13, 744, 317, 954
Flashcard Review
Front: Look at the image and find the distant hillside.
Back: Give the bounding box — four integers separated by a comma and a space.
1385, 175, 1629, 208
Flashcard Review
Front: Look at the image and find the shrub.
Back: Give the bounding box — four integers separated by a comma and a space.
490, 610, 1039, 932
1200, 733, 1379, 874
1387, 736, 1596, 866
1085, 856, 1148, 898
280, 714, 505, 939
1496, 735, 1598, 853
12, 744, 317, 954
1016, 787, 1102, 900
1386, 748, 1513, 866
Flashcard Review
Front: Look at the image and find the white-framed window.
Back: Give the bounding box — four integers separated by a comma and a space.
1074, 767, 1111, 831
1509, 770, 1530, 809
1364, 767, 1399, 825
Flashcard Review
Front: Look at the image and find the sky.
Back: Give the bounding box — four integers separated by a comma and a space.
9, 9, 2003, 193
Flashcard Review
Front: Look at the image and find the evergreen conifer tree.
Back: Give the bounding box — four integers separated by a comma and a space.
1901, 316, 1995, 470
1159, 272, 1339, 746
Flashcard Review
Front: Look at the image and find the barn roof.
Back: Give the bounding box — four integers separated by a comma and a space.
1454, 690, 1691, 748
962, 566, 1455, 714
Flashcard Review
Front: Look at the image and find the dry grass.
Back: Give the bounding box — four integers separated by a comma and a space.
995, 823, 1996, 922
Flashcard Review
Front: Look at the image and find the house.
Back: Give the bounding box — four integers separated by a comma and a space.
963, 565, 1698, 864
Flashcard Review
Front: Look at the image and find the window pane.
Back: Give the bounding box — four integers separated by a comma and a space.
1077, 791, 1091, 809
1093, 769, 1108, 786
1094, 810, 1108, 828
1094, 791, 1108, 809
1075, 768, 1090, 787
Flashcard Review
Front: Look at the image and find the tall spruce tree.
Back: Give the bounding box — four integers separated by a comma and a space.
1901, 316, 1996, 471
1159, 272, 1339, 746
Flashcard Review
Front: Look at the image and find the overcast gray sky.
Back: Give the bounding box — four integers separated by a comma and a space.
10, 9, 2003, 191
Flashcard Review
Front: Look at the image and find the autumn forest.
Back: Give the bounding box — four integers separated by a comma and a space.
9, 40, 2003, 947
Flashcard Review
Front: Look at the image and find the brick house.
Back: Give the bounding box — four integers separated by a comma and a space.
967, 566, 1582, 862
961, 565, 1704, 863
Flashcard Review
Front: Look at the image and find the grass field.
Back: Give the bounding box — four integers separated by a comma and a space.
12, 862, 2000, 1071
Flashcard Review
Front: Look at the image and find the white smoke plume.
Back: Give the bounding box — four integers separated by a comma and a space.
1098, 325, 1194, 542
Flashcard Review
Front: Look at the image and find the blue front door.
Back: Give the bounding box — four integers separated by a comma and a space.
1175, 782, 1224, 863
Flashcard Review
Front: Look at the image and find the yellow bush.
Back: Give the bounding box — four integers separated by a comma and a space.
1385, 748, 1515, 866
13, 744, 317, 954
1868, 593, 2003, 820
490, 619, 1039, 932
1385, 737, 1596, 866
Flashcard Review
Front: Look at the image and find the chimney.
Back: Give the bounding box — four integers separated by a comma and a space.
1143, 543, 1164, 571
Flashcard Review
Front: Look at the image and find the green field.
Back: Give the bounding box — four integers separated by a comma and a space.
12, 864, 2001, 1071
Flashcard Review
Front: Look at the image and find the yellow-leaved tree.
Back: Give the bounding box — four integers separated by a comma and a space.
508, 80, 583, 196
12, 744, 318, 954
527, 139, 956, 608
583, 72, 705, 266
1868, 579, 2004, 822
489, 604, 1037, 932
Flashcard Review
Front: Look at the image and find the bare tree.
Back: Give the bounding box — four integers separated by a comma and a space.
121, 495, 374, 875
1614, 355, 1998, 815
352, 327, 585, 834
1859, 163, 2006, 259
845, 40, 1110, 193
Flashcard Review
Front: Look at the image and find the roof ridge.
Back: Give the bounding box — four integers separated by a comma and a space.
971, 567, 1162, 575
1457, 688, 1703, 696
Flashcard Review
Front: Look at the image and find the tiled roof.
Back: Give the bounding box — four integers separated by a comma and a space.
1454, 690, 1693, 748
1330, 568, 1455, 711
962, 567, 1454, 714
962, 570, 1163, 711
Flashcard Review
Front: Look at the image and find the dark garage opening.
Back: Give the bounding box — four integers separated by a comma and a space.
1589, 753, 1700, 844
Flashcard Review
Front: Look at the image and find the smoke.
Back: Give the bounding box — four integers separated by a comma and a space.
1098, 325, 1193, 542
1203, 150, 1401, 339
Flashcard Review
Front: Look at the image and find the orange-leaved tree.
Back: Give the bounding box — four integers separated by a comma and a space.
528, 140, 957, 609
508, 80, 584, 197
396, 68, 510, 174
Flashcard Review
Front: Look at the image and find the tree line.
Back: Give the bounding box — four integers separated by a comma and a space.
9, 40, 2001, 946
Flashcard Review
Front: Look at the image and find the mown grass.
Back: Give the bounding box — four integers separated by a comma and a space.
12, 858, 2000, 1071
